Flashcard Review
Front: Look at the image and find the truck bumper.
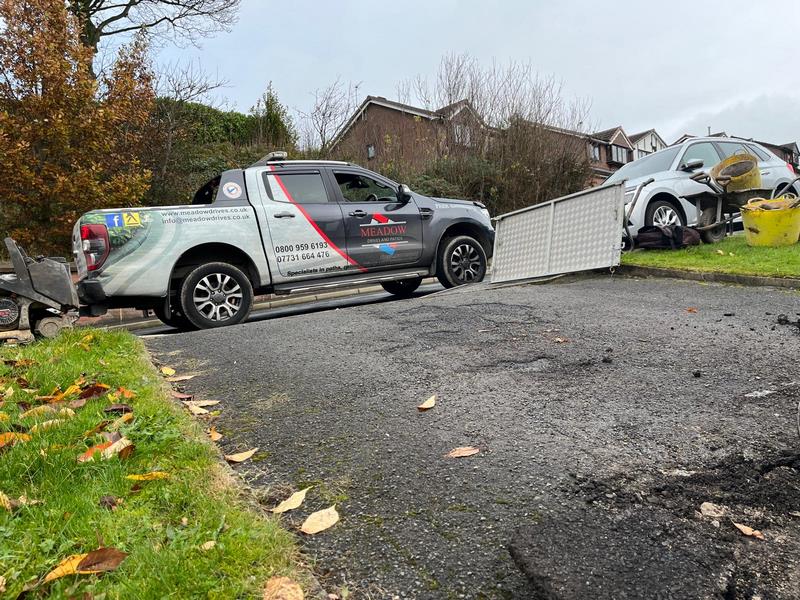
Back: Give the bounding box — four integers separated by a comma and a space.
77, 279, 109, 316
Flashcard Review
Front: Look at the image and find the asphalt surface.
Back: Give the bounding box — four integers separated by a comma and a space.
144, 275, 800, 599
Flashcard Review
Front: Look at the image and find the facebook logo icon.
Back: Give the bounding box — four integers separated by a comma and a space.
105, 213, 123, 228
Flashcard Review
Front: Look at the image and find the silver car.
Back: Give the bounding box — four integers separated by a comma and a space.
606, 137, 798, 242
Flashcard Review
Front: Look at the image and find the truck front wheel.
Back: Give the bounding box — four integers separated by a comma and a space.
436, 235, 487, 288
180, 262, 253, 329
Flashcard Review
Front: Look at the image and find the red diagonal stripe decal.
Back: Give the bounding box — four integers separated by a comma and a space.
372, 213, 389, 224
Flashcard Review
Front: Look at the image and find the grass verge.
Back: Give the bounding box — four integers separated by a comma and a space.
0, 329, 300, 599
621, 235, 800, 279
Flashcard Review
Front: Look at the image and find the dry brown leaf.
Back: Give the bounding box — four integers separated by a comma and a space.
84, 420, 112, 437
446, 446, 480, 458
300, 505, 339, 534
686, 307, 698, 314
180, 517, 189, 526
166, 375, 194, 383
272, 487, 312, 514
0, 574, 6, 594
263, 576, 304, 600
104, 404, 133, 415
43, 553, 87, 583
0, 490, 12, 512
117, 387, 136, 399
225, 448, 258, 463
208, 426, 222, 442
3, 358, 34, 368
99, 495, 122, 510
0, 432, 31, 448
101, 437, 134, 460
30, 419, 64, 433
77, 441, 114, 463
186, 399, 219, 408
78, 383, 110, 400
58, 407, 75, 418
160, 366, 176, 377
108, 413, 134, 431
67, 398, 87, 410
417, 395, 436, 411
184, 403, 209, 416
71, 547, 128, 576
20, 404, 56, 419
199, 540, 216, 551
733, 522, 765, 540
126, 472, 169, 481
170, 391, 194, 400
716, 249, 725, 256
3, 387, 13, 399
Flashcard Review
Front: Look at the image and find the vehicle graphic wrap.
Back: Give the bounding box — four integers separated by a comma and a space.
262, 167, 365, 278
79, 204, 269, 297
360, 213, 409, 255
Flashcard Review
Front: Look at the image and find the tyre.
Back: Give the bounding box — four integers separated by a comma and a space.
698, 206, 727, 244
153, 304, 197, 331
436, 235, 487, 289
180, 262, 253, 329
381, 277, 422, 297
645, 199, 685, 228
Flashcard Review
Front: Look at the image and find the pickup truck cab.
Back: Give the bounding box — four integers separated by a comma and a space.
73, 154, 494, 329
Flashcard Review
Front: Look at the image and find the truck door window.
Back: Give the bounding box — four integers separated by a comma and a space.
334, 172, 396, 203
263, 172, 329, 203
680, 143, 721, 169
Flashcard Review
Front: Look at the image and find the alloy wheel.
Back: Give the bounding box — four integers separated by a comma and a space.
449, 243, 483, 282
192, 273, 243, 322
652, 205, 680, 227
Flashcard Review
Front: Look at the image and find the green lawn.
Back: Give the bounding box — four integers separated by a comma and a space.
0, 330, 301, 599
621, 235, 800, 279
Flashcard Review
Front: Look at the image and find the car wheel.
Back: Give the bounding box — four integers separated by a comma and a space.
436, 235, 487, 289
645, 199, 685, 228
180, 262, 253, 329
153, 303, 197, 331
381, 277, 422, 297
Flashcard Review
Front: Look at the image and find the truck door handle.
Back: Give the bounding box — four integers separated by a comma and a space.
349, 210, 367, 218
760, 171, 770, 175
274, 212, 295, 218
419, 208, 434, 220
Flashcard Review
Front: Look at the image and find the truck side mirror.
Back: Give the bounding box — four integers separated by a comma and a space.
680, 158, 704, 172
396, 184, 412, 203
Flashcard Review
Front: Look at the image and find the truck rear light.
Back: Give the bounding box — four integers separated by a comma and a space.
80, 224, 110, 271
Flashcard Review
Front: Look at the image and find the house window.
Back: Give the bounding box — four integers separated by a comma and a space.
589, 144, 601, 161
366, 144, 376, 160
611, 145, 629, 164
454, 124, 472, 146
637, 149, 650, 160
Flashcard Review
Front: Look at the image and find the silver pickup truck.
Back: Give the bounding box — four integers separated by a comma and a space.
73, 153, 495, 330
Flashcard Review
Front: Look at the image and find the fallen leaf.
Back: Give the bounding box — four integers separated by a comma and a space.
16, 376, 30, 387
166, 375, 194, 383
125, 472, 169, 481
102, 431, 123, 444
20, 404, 56, 419
53, 384, 81, 403
300, 505, 339, 534
3, 358, 33, 368
3, 387, 13, 399
0, 412, 8, 422
30, 419, 64, 433
184, 403, 209, 416
58, 407, 75, 418
108, 412, 134, 431
733, 522, 765, 540
104, 404, 133, 415
43, 553, 87, 583
78, 383, 110, 400
117, 387, 136, 399
12, 495, 42, 508
180, 517, 189, 526
208, 426, 222, 442
80, 334, 94, 345
686, 307, 698, 314
716, 249, 725, 256
553, 337, 569, 343
0, 574, 5, 594
0, 432, 31, 448
77, 441, 114, 462
200, 540, 216, 551
99, 496, 121, 510
76, 547, 128, 574
100, 437, 134, 460
272, 487, 312, 514
225, 448, 258, 463
160, 366, 176, 377
170, 391, 194, 400
263, 576, 304, 600
68, 398, 87, 409
446, 446, 480, 458
0, 490, 12, 511
417, 395, 436, 411
699, 502, 726, 518
84, 420, 112, 437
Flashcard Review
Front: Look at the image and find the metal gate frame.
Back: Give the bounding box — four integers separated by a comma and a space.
490, 183, 625, 284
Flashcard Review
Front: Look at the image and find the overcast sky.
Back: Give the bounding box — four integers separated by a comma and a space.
157, 0, 800, 145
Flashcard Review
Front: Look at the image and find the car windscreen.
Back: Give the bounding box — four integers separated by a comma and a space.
605, 146, 681, 184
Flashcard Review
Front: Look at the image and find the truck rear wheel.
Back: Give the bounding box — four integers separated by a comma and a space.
381, 277, 422, 297
180, 262, 253, 329
153, 304, 196, 331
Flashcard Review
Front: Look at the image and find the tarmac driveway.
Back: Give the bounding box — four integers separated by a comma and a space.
145, 275, 800, 599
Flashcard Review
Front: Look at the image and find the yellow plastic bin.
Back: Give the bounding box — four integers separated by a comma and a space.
740, 197, 800, 247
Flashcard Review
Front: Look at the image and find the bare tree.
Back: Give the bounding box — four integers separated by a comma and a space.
67, 0, 240, 73
297, 77, 361, 157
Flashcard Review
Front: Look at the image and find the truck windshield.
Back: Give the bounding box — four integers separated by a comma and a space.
605, 146, 681, 184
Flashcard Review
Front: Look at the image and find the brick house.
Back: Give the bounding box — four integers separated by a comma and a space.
329, 96, 486, 172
